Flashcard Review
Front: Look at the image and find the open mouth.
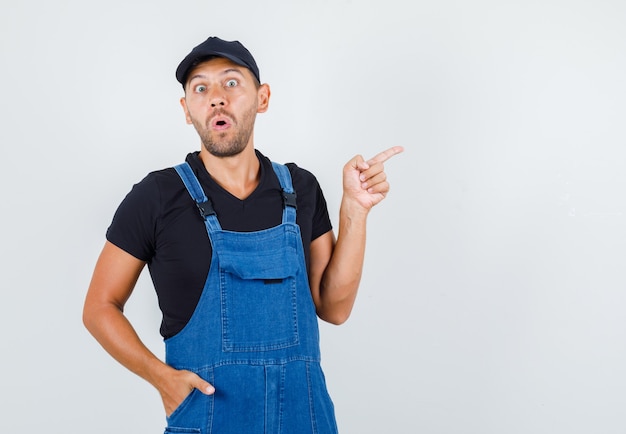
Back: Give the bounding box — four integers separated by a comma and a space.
211, 116, 232, 130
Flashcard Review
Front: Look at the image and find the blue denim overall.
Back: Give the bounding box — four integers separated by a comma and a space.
164, 162, 338, 434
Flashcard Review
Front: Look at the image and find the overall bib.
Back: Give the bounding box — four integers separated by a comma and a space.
164, 162, 338, 434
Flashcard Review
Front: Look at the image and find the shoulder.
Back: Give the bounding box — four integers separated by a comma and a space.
106, 159, 192, 261
285, 162, 318, 184
129, 152, 201, 199
284, 163, 325, 202
111, 156, 197, 224
255, 149, 326, 200
254, 150, 319, 188
123, 167, 180, 205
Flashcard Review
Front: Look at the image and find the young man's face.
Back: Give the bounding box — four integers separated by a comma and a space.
180, 57, 270, 158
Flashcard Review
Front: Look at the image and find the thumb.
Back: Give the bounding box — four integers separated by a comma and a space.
351, 154, 369, 171
191, 375, 215, 395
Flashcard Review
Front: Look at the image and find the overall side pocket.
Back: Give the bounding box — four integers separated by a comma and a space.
165, 369, 214, 433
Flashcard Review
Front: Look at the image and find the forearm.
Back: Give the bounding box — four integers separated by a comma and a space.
317, 198, 368, 324
83, 304, 172, 389
311, 147, 403, 324
83, 242, 214, 414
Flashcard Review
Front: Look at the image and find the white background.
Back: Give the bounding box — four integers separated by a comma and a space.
1, 1, 625, 433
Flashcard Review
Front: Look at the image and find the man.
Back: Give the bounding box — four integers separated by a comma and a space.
83, 36, 402, 433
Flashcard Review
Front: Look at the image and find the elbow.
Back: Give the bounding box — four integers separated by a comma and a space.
318, 308, 352, 326
82, 300, 105, 335
82, 304, 95, 334
315, 286, 358, 325
326, 315, 350, 326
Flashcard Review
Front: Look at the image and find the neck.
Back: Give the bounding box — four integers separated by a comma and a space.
198, 145, 261, 200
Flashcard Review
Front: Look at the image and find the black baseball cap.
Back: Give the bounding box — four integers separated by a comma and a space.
175, 36, 260, 87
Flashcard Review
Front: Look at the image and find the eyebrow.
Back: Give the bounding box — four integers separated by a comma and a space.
188, 68, 246, 83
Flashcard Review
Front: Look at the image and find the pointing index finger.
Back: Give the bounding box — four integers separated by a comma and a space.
367, 146, 404, 165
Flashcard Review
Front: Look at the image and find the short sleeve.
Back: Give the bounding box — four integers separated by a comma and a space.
310, 180, 332, 241
106, 174, 161, 262
286, 163, 333, 242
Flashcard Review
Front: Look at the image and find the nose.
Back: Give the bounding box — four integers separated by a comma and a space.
208, 87, 226, 107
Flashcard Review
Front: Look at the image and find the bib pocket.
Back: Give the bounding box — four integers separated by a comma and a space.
217, 235, 300, 352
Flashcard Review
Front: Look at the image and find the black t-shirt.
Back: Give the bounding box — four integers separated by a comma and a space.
106, 150, 333, 338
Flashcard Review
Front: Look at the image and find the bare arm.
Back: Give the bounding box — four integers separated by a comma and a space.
82, 241, 214, 416
309, 146, 404, 324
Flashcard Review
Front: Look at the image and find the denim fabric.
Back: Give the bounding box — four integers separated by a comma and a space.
164, 162, 338, 434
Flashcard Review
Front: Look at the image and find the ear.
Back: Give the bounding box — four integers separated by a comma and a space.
256, 84, 271, 114
180, 97, 193, 124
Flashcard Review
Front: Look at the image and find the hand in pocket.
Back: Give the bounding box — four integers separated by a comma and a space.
157, 367, 215, 417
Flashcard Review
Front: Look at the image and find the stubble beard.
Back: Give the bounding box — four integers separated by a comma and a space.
192, 106, 257, 158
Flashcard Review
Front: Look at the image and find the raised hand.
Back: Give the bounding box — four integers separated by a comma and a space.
343, 146, 404, 210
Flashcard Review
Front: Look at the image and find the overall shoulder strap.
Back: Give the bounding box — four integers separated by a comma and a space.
174, 162, 222, 232
271, 162, 297, 224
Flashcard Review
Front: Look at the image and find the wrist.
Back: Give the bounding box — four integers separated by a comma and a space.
143, 358, 174, 389
340, 196, 369, 220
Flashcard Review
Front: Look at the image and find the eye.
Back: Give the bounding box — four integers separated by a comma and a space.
225, 79, 238, 88
193, 84, 207, 93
